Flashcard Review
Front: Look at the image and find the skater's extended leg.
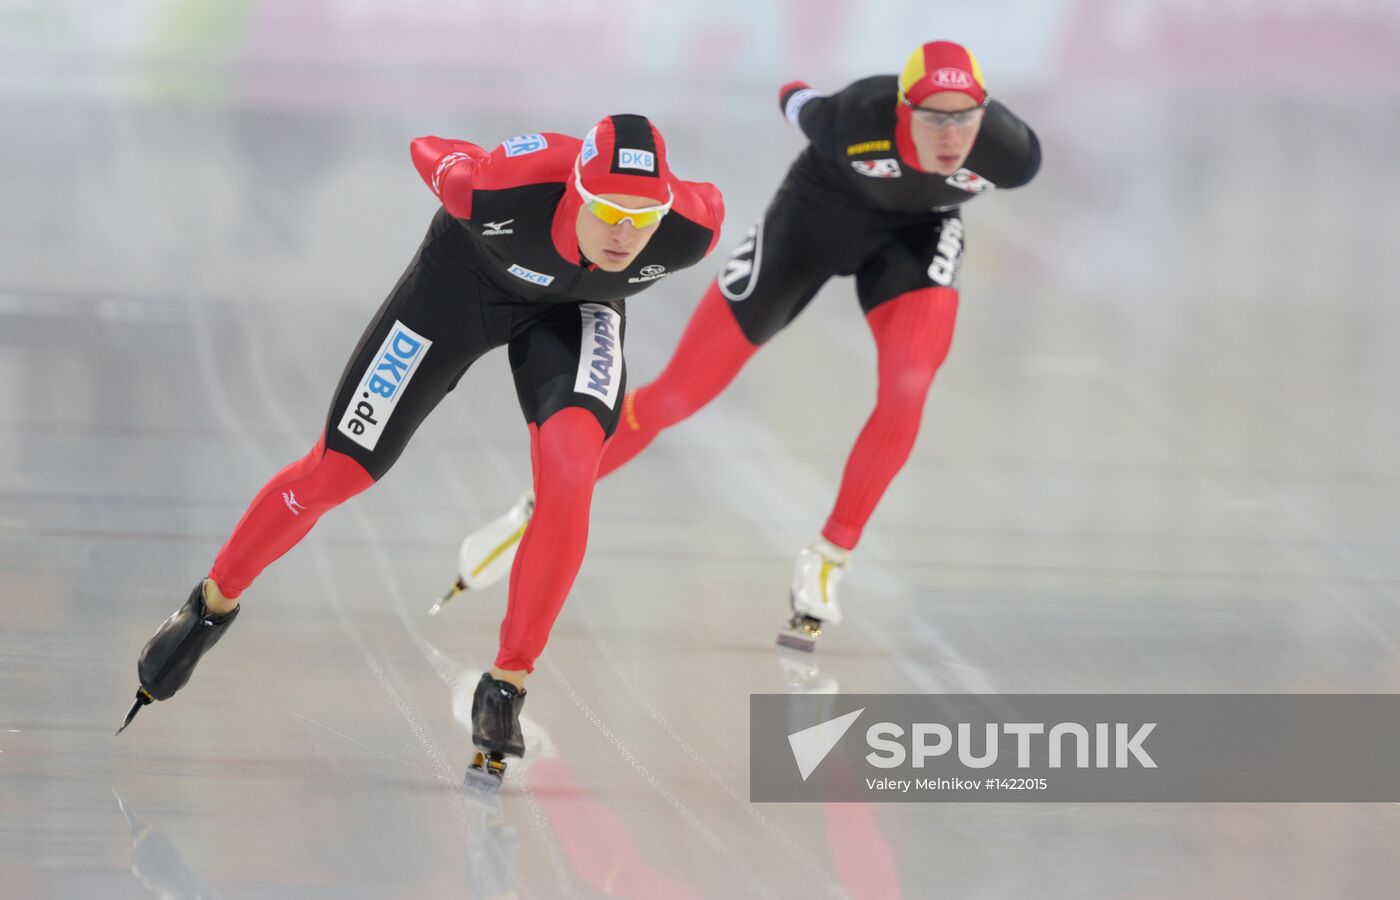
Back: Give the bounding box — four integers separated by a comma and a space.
495, 407, 606, 675
467, 300, 619, 777
467, 408, 601, 773
491, 299, 630, 681
824, 223, 963, 549
598, 281, 757, 478
822, 286, 957, 548
784, 217, 963, 649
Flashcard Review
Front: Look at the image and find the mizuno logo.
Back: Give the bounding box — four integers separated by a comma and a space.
282, 490, 307, 516
481, 219, 515, 235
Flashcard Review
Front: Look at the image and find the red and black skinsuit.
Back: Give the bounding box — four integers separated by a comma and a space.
601, 77, 1040, 549
209, 116, 723, 672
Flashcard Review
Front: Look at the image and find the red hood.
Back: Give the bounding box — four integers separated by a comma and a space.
893, 101, 929, 174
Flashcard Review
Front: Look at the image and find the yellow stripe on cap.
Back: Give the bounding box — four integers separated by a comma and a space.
899, 44, 928, 100
965, 47, 986, 93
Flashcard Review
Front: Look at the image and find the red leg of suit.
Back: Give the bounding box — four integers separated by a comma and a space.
822, 287, 959, 550
597, 281, 757, 478
208, 435, 376, 598
495, 408, 606, 672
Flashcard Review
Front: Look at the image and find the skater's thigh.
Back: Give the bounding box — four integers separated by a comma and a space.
507, 300, 626, 438
322, 234, 497, 479
856, 210, 965, 314
716, 186, 867, 345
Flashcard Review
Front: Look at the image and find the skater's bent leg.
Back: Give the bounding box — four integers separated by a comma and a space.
823, 287, 959, 549
496, 408, 607, 673
208, 434, 375, 599
598, 281, 757, 478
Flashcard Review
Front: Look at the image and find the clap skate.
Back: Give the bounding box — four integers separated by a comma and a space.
430, 491, 534, 615
464, 673, 527, 793
116, 580, 240, 734
776, 539, 849, 652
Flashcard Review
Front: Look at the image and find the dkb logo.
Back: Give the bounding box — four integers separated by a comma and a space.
337, 322, 432, 451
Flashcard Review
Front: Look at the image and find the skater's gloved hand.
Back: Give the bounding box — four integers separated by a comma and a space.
410, 136, 488, 219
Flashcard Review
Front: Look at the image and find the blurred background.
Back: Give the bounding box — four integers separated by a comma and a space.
3, 1, 1400, 897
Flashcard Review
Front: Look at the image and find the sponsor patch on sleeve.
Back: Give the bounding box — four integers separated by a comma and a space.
946, 168, 997, 193
503, 133, 548, 157
851, 159, 902, 178
846, 139, 892, 156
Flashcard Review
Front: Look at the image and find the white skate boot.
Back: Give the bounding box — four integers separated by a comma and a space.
776, 538, 850, 652
429, 491, 534, 615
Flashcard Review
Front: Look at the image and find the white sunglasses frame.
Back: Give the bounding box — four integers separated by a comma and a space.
573, 161, 674, 227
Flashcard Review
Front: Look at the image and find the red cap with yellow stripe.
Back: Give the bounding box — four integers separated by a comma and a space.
899, 40, 987, 106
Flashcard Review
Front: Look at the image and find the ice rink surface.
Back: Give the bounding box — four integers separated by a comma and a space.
4, 2, 1400, 897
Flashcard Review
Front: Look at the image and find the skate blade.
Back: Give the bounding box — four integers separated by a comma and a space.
464, 750, 507, 802
462, 773, 504, 815
428, 579, 467, 616
115, 688, 155, 736
777, 610, 823, 653
775, 631, 818, 653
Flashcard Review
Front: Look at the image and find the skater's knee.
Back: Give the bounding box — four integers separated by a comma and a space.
637, 382, 702, 430
536, 408, 605, 490
877, 366, 938, 408
289, 445, 376, 512
537, 451, 601, 497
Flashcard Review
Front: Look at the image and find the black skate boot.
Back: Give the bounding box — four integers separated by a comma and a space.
115, 580, 240, 735
464, 673, 527, 792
